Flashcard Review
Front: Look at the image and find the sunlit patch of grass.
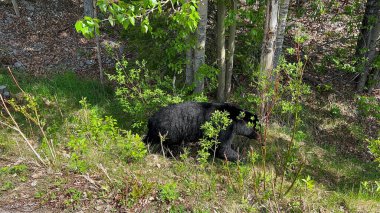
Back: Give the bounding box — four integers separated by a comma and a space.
0, 69, 122, 119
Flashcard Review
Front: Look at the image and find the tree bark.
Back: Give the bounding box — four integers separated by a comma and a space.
84, 0, 94, 17
217, 0, 227, 102
225, 0, 237, 99
259, 0, 279, 118
260, 0, 279, 80
273, 0, 290, 68
356, 0, 380, 92
193, 0, 209, 93
185, 47, 194, 85
93, 0, 104, 84
185, 0, 195, 86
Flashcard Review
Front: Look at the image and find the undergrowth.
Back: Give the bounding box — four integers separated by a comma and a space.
0, 65, 379, 212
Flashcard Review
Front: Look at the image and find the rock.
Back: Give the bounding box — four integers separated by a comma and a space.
0, 85, 11, 99
32, 43, 46, 52
14, 61, 23, 68
85, 60, 95, 65
26, 4, 35, 12
0, 85, 6, 93
5, 16, 14, 25
3, 91, 10, 98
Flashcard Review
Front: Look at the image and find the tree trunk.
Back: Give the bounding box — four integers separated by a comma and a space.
185, 0, 195, 86
273, 0, 290, 68
259, 0, 279, 118
356, 0, 380, 92
93, 0, 104, 84
260, 0, 279, 80
225, 0, 237, 99
84, 0, 94, 17
217, 0, 227, 102
185, 47, 194, 85
193, 0, 209, 93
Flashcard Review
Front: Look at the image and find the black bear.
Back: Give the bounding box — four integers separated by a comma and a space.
144, 102, 259, 161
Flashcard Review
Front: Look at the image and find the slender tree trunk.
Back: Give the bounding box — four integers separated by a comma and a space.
225, 0, 237, 98
186, 48, 194, 85
356, 0, 380, 92
259, 0, 279, 120
217, 0, 227, 102
273, 0, 290, 68
194, 0, 209, 93
185, 0, 195, 86
84, 0, 94, 17
11, 0, 20, 17
260, 0, 279, 80
93, 0, 104, 84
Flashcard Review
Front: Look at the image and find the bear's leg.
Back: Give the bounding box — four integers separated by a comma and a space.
216, 131, 239, 161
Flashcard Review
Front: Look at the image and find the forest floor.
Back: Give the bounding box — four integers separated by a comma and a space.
0, 0, 380, 212
0, 0, 119, 76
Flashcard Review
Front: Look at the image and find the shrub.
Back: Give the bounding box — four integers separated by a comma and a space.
66, 98, 147, 173
159, 182, 179, 202
198, 110, 232, 166
357, 96, 380, 120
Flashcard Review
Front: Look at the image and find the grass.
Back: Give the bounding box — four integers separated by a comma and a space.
0, 68, 122, 117
0, 69, 379, 212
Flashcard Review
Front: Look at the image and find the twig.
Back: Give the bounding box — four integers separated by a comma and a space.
81, 173, 100, 188
7, 67, 25, 93
8, 67, 56, 162
0, 95, 47, 166
97, 163, 112, 182
159, 132, 168, 158
283, 163, 304, 196
54, 94, 64, 119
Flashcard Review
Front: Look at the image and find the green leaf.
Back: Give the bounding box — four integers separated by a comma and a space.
122, 21, 130, 29
98, 0, 108, 13
75, 20, 83, 32
142, 24, 149, 33
116, 14, 126, 23
108, 15, 115, 26
141, 17, 150, 33
128, 16, 135, 26
86, 20, 95, 27
84, 16, 93, 21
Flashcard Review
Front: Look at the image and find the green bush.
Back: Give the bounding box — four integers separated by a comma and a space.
159, 182, 179, 202
0, 164, 28, 176
368, 136, 380, 167
198, 110, 232, 166
66, 98, 147, 173
357, 96, 380, 120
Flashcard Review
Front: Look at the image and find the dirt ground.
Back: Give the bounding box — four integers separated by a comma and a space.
0, 157, 115, 212
0, 0, 109, 76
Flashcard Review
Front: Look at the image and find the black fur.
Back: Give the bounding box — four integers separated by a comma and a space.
144, 102, 259, 161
